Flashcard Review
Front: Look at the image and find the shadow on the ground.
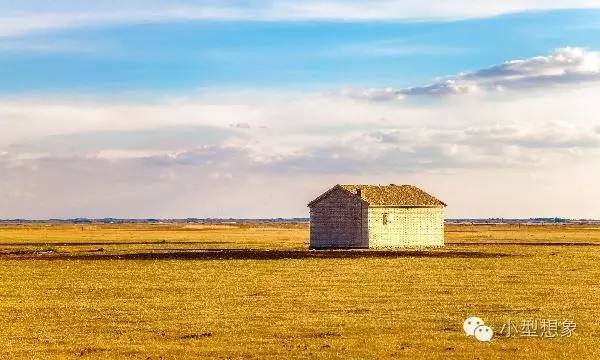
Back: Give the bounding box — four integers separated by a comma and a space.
0, 248, 513, 260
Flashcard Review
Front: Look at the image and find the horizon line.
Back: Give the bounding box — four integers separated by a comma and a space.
1, 217, 598, 223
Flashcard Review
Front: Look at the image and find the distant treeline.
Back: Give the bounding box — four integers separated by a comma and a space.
0, 218, 311, 224
1, 217, 599, 225
445, 218, 600, 224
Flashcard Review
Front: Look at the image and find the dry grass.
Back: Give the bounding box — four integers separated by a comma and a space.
0, 223, 599, 359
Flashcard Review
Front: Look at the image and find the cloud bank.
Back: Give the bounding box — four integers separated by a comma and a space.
2, 47, 600, 218
350, 47, 600, 99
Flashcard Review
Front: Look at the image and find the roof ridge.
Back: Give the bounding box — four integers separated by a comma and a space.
309, 183, 446, 207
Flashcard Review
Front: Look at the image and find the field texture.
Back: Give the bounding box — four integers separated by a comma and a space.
0, 223, 599, 359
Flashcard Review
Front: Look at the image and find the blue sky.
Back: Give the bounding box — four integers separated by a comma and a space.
1, 9, 600, 94
1, 2, 600, 218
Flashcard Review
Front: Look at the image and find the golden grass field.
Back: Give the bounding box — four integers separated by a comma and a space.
1, 223, 599, 359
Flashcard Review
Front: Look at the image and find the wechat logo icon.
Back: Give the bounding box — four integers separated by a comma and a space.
463, 316, 493, 342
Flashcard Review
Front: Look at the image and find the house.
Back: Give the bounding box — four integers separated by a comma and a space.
308, 184, 446, 249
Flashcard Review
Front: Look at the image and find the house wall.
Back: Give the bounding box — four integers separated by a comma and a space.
309, 188, 368, 248
367, 207, 444, 248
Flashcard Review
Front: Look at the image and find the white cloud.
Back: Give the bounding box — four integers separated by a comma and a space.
94, 149, 180, 160
3, 46, 600, 218
1, 1, 600, 38
2, 80, 600, 218
355, 47, 600, 99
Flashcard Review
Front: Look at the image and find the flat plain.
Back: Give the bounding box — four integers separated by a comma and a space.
0, 223, 599, 359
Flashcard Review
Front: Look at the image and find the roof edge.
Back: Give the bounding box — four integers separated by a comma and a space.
369, 205, 446, 208
308, 183, 447, 207
307, 184, 343, 207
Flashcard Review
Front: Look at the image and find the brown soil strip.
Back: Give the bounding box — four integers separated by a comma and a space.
0, 249, 512, 261
0, 241, 231, 246
447, 242, 600, 246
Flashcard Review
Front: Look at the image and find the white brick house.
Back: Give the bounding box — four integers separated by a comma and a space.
308, 184, 446, 249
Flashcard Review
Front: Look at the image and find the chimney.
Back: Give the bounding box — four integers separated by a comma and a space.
356, 188, 362, 198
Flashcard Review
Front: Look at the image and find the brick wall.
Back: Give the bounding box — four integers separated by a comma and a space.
309, 188, 368, 248
367, 207, 444, 248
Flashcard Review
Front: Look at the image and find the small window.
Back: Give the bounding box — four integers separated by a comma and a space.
383, 213, 389, 225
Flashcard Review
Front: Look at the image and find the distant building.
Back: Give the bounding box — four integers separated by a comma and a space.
308, 184, 446, 249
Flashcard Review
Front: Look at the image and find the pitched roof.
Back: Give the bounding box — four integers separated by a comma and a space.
308, 184, 446, 207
